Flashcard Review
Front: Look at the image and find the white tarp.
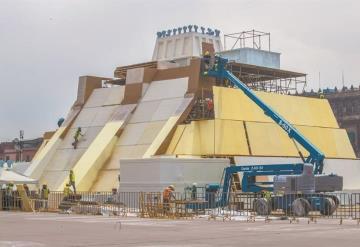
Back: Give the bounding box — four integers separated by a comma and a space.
0, 168, 38, 184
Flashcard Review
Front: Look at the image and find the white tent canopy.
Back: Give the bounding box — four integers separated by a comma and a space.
0, 168, 38, 185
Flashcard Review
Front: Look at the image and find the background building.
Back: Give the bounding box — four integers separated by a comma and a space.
301, 86, 360, 158
326, 87, 360, 157
0, 138, 43, 163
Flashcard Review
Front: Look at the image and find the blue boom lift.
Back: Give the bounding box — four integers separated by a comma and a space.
201, 56, 342, 216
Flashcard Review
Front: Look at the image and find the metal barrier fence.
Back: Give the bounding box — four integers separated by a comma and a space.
0, 191, 22, 211
1, 190, 360, 221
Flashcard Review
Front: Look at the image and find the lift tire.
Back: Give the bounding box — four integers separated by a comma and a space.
320, 197, 336, 216
292, 198, 311, 217
254, 198, 271, 216
329, 195, 340, 207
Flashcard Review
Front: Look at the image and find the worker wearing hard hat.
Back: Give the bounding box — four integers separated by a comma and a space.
191, 183, 198, 200
261, 190, 272, 202
41, 184, 50, 210
69, 170, 76, 194
6, 182, 15, 196
163, 185, 175, 213
63, 184, 72, 200
72, 127, 83, 149
203, 50, 211, 74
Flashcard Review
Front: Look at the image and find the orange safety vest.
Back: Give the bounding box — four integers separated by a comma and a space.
163, 188, 172, 200
207, 99, 214, 110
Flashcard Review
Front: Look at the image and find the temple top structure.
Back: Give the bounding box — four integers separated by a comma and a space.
152, 25, 223, 61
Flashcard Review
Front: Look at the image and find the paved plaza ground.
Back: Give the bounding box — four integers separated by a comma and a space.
0, 211, 360, 246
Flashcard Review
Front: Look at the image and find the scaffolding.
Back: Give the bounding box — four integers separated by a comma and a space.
222, 30, 306, 94
224, 30, 271, 51
227, 62, 307, 94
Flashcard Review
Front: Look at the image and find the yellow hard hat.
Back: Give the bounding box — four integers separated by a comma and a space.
204, 51, 210, 55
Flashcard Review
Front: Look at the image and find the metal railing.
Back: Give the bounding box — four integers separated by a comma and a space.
1, 190, 360, 221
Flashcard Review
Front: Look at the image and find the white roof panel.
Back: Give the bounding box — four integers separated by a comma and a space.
141, 77, 188, 102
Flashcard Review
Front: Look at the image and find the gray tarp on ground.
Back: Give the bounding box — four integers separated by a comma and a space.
0, 168, 38, 184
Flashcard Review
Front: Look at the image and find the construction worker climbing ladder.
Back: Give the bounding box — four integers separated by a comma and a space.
72, 127, 83, 149
69, 170, 76, 194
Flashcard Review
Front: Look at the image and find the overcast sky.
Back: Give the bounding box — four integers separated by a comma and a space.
0, 0, 359, 141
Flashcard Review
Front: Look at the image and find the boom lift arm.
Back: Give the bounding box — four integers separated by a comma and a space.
204, 56, 325, 174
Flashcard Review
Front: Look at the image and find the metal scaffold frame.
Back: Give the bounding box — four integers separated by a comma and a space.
224, 30, 271, 51
222, 30, 306, 94
227, 62, 307, 94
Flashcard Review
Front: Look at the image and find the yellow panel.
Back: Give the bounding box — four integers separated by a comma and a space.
246, 122, 356, 159
296, 126, 356, 159
57, 121, 125, 191
215, 120, 249, 155
172, 123, 196, 155
165, 124, 186, 154
213, 86, 339, 128
168, 120, 249, 156
172, 120, 214, 155
200, 120, 215, 155
246, 122, 299, 157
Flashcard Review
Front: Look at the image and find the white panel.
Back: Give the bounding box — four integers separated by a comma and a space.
166, 40, 173, 58
84, 88, 112, 108
141, 78, 188, 102
175, 39, 181, 57
194, 36, 201, 56
117, 123, 147, 146
137, 121, 166, 145
44, 148, 84, 171
103, 86, 125, 106
158, 41, 165, 59
91, 105, 119, 126
151, 98, 184, 121
129, 101, 161, 124
182, 37, 190, 55
71, 107, 98, 128
119, 158, 229, 193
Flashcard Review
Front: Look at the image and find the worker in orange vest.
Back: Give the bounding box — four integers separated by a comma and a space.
205, 98, 214, 118
163, 185, 175, 212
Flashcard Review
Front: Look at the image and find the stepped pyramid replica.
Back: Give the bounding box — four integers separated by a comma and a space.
26, 25, 358, 192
